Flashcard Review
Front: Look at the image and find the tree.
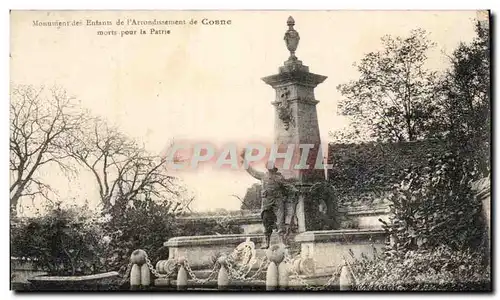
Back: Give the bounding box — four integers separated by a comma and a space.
11, 202, 107, 276
10, 85, 82, 215
382, 152, 485, 255
60, 116, 192, 272
336, 29, 439, 142
101, 194, 179, 272
240, 183, 262, 210
439, 20, 490, 177
63, 116, 187, 212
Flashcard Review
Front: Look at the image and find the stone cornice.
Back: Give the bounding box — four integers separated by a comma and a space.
165, 229, 387, 247
165, 233, 264, 247
176, 206, 389, 226
271, 98, 320, 106
262, 70, 327, 88
294, 228, 386, 243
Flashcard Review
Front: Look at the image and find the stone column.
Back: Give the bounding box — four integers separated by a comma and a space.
261, 16, 327, 232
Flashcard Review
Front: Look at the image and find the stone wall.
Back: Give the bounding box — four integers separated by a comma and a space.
177, 207, 389, 235
11, 257, 47, 284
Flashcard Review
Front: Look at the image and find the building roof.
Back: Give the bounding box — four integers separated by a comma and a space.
327, 139, 448, 192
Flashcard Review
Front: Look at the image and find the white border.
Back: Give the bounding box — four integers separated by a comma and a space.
2, 1, 498, 299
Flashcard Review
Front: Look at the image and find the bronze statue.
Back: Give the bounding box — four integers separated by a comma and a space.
241, 151, 299, 248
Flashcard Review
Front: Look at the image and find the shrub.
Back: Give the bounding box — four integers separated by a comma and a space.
100, 197, 179, 273
11, 197, 251, 279
176, 218, 243, 236
10, 203, 107, 276
351, 245, 490, 291
382, 151, 485, 254
241, 183, 262, 210
347, 150, 490, 291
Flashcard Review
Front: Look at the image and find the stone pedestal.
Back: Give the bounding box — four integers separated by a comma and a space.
262, 60, 327, 183
261, 18, 327, 232
294, 229, 386, 275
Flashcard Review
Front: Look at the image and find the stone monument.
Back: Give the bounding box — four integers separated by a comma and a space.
164, 16, 387, 281
261, 16, 327, 233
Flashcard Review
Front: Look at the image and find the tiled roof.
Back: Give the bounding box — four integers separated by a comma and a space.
327, 139, 448, 191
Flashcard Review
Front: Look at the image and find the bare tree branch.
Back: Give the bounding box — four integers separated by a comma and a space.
63, 116, 188, 213
10, 85, 82, 214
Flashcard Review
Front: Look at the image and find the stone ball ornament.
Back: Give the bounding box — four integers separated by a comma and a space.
265, 244, 286, 264
216, 255, 229, 266
176, 256, 186, 265
130, 249, 147, 265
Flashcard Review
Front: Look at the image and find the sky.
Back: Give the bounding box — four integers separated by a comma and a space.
10, 10, 483, 212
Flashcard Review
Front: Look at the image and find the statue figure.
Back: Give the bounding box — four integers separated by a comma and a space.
241, 151, 299, 248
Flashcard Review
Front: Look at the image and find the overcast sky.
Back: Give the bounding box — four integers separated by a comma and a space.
10, 10, 483, 212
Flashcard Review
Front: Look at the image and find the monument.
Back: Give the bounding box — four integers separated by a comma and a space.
164, 16, 387, 283
260, 16, 328, 234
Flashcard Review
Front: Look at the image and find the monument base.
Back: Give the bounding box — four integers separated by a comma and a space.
164, 228, 386, 275
294, 228, 386, 275
165, 233, 267, 270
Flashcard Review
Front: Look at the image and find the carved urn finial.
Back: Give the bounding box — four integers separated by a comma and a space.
284, 16, 300, 61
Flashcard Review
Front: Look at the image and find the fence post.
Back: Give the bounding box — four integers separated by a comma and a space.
140, 264, 151, 287
278, 260, 289, 290
217, 255, 229, 290
130, 264, 141, 290
129, 249, 148, 290
266, 261, 278, 290
339, 261, 354, 291
265, 244, 286, 291
176, 257, 188, 291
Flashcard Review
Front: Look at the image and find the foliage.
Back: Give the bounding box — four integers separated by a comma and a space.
175, 217, 243, 236
327, 140, 447, 207
351, 245, 490, 291
240, 183, 262, 210
100, 196, 181, 273
336, 29, 439, 142
11, 197, 244, 277
101, 192, 243, 273
9, 84, 204, 276
102, 200, 243, 272
438, 20, 490, 177
382, 151, 485, 254
10, 85, 84, 214
333, 20, 490, 174
10, 203, 107, 276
